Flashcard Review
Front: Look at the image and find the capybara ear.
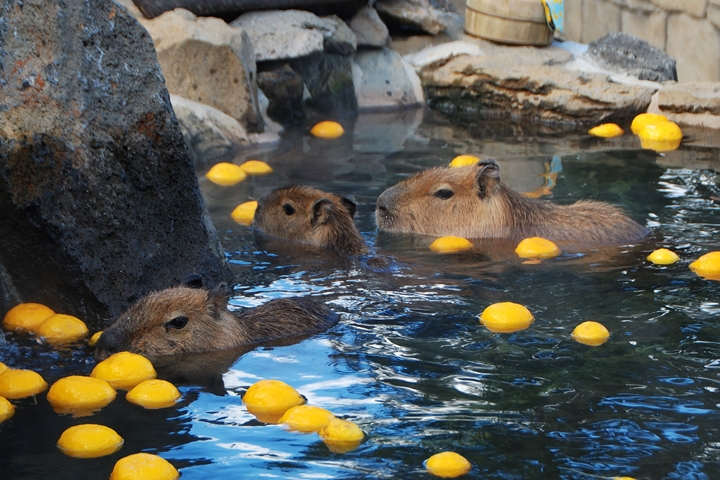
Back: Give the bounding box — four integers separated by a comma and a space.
311, 198, 334, 226
475, 158, 501, 199
340, 196, 357, 218
206, 284, 230, 321
182, 274, 205, 289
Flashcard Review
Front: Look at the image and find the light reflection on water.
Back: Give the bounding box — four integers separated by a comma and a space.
2, 111, 720, 479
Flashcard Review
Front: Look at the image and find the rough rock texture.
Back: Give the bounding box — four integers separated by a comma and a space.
348, 6, 391, 48
257, 65, 307, 126
353, 48, 424, 112
231, 9, 357, 61
0, 0, 233, 326
420, 45, 658, 125
587, 32, 677, 83
648, 82, 720, 129
375, 0, 448, 35
140, 8, 262, 132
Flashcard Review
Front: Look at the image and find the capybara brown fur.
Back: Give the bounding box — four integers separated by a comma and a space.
375, 159, 649, 244
253, 185, 368, 254
95, 284, 338, 359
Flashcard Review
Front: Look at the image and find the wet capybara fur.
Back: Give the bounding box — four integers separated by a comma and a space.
95, 283, 338, 359
253, 185, 368, 254
375, 159, 649, 244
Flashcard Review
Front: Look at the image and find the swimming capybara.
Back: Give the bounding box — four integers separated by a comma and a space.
253, 185, 368, 254
375, 159, 649, 244
94, 283, 338, 359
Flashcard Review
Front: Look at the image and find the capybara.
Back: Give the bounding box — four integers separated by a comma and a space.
253, 185, 368, 254
375, 159, 649, 244
95, 283, 338, 359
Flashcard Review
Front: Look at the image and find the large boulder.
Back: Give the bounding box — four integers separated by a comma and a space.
375, 0, 448, 35
0, 0, 233, 326
353, 48, 424, 112
587, 32, 677, 84
348, 6, 391, 48
140, 8, 263, 132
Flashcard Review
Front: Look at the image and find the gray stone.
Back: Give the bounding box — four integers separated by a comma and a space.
647, 82, 720, 128
353, 48, 424, 112
348, 6, 391, 48
141, 9, 263, 133
421, 48, 658, 125
587, 32, 677, 83
289, 53, 359, 114
0, 0, 232, 326
231, 10, 356, 61
375, 0, 448, 35
257, 65, 307, 126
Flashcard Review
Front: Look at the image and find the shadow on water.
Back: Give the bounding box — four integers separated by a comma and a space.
2, 109, 720, 478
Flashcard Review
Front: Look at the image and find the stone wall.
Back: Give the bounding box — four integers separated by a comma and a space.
564, 0, 720, 82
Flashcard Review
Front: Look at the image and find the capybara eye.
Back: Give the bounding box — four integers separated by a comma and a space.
435, 189, 454, 199
165, 316, 189, 330
283, 203, 296, 215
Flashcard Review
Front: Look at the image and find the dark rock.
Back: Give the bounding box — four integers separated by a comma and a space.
289, 53, 358, 114
587, 32, 677, 83
257, 65, 307, 126
0, 0, 233, 327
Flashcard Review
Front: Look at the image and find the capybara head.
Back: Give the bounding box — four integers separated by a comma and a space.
95, 285, 241, 359
376, 159, 648, 243
253, 185, 368, 254
376, 160, 504, 238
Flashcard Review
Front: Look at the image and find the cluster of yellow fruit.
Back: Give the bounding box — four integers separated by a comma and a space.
2, 302, 89, 344
588, 112, 683, 152
647, 247, 720, 281
205, 160, 274, 187
242, 379, 365, 453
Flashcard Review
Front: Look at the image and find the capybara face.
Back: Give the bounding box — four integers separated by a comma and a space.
253, 186, 368, 254
95, 286, 241, 359
376, 161, 505, 238
376, 159, 648, 243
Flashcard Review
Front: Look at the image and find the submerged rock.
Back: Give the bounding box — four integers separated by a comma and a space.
587, 32, 677, 84
0, 0, 233, 325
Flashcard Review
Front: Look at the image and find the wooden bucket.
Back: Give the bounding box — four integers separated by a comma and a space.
464, 0, 554, 46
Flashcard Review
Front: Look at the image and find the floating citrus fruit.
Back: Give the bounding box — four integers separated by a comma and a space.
231, 200, 258, 226
588, 123, 623, 138
0, 362, 8, 375
689, 251, 720, 280
37, 314, 89, 344
239, 160, 273, 175
647, 248, 679, 265
449, 155, 480, 167
91, 352, 157, 390
279, 405, 335, 432
318, 417, 365, 453
88, 331, 103, 347
2, 302, 55, 332
429, 236, 473, 253
243, 379, 305, 423
57, 424, 124, 458
572, 321, 610, 346
425, 451, 472, 478
126, 379, 181, 409
479, 302, 534, 333
0, 396, 15, 424
110, 453, 179, 480
637, 121, 682, 152
0, 369, 48, 399
205, 162, 247, 186
515, 237, 560, 259
47, 375, 116, 415
631, 112, 668, 135
310, 121, 344, 139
